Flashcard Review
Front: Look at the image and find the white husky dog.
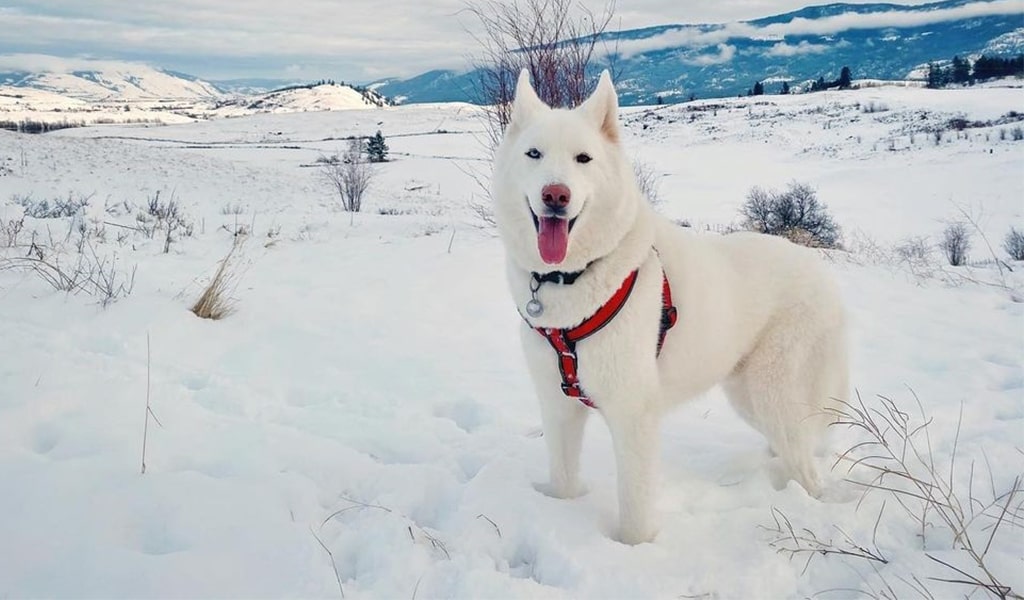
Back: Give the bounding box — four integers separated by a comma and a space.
491, 70, 848, 544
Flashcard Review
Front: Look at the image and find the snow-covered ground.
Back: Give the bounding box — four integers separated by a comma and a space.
0, 84, 1021, 598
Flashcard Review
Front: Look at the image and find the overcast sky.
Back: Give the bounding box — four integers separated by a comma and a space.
0, 1, 1014, 81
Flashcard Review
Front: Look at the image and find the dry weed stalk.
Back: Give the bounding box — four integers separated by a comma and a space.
140, 332, 162, 474
767, 390, 1023, 598
826, 391, 1023, 599
764, 504, 889, 574
318, 494, 453, 570
311, 528, 345, 599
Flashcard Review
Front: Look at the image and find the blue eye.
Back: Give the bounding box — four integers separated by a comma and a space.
575, 153, 592, 164
525, 148, 542, 159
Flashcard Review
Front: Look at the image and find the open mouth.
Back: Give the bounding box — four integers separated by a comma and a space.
529, 203, 579, 265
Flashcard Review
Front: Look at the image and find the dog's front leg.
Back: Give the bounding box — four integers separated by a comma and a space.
605, 407, 658, 544
536, 390, 589, 499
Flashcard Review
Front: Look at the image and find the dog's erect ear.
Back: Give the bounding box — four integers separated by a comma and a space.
508, 69, 545, 135
578, 70, 619, 143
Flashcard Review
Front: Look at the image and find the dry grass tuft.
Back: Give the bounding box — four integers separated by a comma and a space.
191, 238, 243, 320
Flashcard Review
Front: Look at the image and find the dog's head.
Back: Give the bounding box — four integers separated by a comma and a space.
492, 70, 639, 272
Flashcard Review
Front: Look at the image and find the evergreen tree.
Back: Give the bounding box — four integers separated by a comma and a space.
973, 54, 1024, 81
927, 63, 947, 89
838, 66, 852, 89
366, 130, 389, 163
780, 81, 790, 95
951, 56, 970, 84
752, 81, 765, 96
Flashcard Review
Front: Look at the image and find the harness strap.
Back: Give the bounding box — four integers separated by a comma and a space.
532, 268, 677, 408
658, 273, 678, 354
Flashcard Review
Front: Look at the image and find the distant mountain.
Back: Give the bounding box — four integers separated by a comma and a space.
209, 78, 306, 95
1, 63, 222, 102
210, 82, 391, 116
371, 0, 1024, 105
367, 70, 479, 104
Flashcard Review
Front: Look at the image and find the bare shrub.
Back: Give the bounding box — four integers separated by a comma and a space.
191, 238, 244, 320
319, 140, 373, 214
764, 392, 1024, 598
0, 243, 136, 307
1, 213, 25, 247
861, 101, 890, 114
894, 235, 932, 263
16, 192, 92, 219
740, 182, 841, 248
823, 392, 1022, 599
221, 202, 245, 216
1003, 227, 1024, 261
136, 191, 193, 253
940, 222, 971, 266
633, 160, 663, 206
465, 0, 618, 146
892, 235, 938, 280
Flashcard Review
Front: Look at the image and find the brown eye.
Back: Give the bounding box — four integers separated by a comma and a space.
575, 153, 592, 164
526, 148, 542, 159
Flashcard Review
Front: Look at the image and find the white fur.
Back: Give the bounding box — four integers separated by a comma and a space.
492, 70, 849, 545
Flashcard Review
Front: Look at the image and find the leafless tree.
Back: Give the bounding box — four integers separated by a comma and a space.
940, 222, 971, 266
464, 0, 619, 146
1004, 227, 1024, 261
319, 139, 373, 215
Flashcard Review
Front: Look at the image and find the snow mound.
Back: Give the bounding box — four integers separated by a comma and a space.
213, 83, 387, 117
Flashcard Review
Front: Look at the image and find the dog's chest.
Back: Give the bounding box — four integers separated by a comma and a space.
519, 267, 666, 407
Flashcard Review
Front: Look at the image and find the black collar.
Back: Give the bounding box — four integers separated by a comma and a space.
532, 268, 586, 286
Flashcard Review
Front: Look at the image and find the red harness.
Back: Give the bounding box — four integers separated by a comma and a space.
531, 269, 677, 408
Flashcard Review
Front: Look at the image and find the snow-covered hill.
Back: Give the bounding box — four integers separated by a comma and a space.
5, 63, 222, 102
211, 82, 390, 117
0, 61, 397, 128
0, 84, 1021, 598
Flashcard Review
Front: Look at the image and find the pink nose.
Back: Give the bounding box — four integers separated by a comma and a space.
542, 184, 571, 209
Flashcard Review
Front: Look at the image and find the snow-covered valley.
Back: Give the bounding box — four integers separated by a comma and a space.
0, 83, 1022, 598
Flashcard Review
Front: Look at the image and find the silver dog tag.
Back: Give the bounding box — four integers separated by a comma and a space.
526, 298, 544, 317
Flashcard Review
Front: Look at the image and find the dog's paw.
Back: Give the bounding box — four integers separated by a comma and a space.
616, 525, 657, 546
533, 481, 589, 499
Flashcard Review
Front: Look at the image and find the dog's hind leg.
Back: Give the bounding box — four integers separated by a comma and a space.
724, 327, 832, 497
536, 390, 590, 499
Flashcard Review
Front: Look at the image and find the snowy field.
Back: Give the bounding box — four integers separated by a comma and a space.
0, 84, 1022, 598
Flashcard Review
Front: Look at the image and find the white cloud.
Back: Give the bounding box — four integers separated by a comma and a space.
756, 0, 1023, 37
764, 40, 833, 57
0, 0, 1019, 79
0, 53, 150, 74
683, 44, 737, 66
615, 0, 1024, 58
0, 2, 475, 78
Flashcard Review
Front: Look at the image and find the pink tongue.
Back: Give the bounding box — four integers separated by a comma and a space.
538, 217, 569, 264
